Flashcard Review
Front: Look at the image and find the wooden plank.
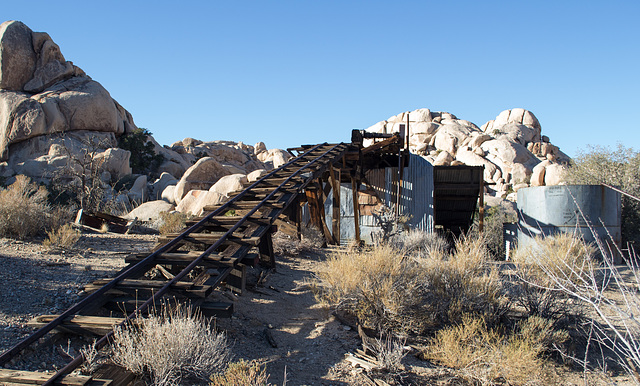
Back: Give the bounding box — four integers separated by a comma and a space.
200, 301, 234, 318
352, 177, 361, 243
90, 364, 133, 386
0, 369, 92, 385
223, 265, 246, 294
27, 315, 128, 336
258, 232, 275, 268
329, 163, 341, 245
125, 251, 242, 267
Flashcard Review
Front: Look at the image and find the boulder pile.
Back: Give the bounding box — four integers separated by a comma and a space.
364, 108, 570, 199
0, 20, 291, 218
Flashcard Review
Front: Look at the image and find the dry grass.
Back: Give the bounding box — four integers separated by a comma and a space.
369, 333, 407, 372
210, 359, 272, 386
111, 302, 229, 386
425, 315, 568, 385
510, 233, 596, 320
43, 223, 81, 250
314, 235, 506, 334
514, 232, 597, 287
392, 228, 449, 256
0, 175, 51, 239
158, 211, 189, 235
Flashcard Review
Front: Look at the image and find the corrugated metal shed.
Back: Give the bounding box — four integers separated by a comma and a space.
323, 154, 434, 244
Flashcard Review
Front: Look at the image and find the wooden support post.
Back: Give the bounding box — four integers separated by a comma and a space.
258, 232, 276, 268
329, 163, 341, 245
224, 265, 246, 294
305, 184, 335, 244
479, 168, 485, 233
351, 176, 361, 244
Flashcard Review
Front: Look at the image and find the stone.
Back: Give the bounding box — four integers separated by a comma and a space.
0, 21, 36, 91
257, 149, 291, 169
480, 139, 537, 170
432, 151, 453, 166
176, 189, 226, 216
128, 175, 148, 204
409, 108, 431, 122
469, 133, 492, 149
510, 163, 532, 185
494, 123, 537, 146
455, 147, 498, 182
161, 185, 177, 204
544, 163, 566, 186
254, 141, 267, 154
209, 174, 247, 197
173, 157, 231, 203
0, 21, 138, 165
513, 182, 529, 191
175, 190, 204, 214
530, 160, 549, 186
433, 123, 476, 155
247, 168, 268, 182
123, 200, 174, 222
410, 122, 439, 135
150, 172, 178, 200
94, 147, 132, 180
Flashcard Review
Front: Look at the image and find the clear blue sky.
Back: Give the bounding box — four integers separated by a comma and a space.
4, 1, 639, 157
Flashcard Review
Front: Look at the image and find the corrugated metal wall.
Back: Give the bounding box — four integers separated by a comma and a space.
321, 154, 434, 244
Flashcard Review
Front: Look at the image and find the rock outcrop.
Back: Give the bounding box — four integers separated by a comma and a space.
364, 108, 570, 199
0, 20, 136, 183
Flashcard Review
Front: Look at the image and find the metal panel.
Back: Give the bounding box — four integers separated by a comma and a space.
516, 185, 622, 257
326, 154, 434, 245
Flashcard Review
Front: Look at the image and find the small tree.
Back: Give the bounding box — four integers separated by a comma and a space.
564, 144, 640, 246
49, 135, 112, 213
118, 128, 164, 175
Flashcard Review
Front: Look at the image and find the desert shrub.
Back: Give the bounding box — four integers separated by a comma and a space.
0, 175, 51, 239
470, 204, 517, 259
111, 303, 229, 386
509, 233, 596, 322
425, 315, 567, 385
210, 359, 271, 386
43, 223, 81, 250
514, 233, 597, 288
273, 225, 324, 256
118, 128, 164, 175
391, 228, 449, 256
158, 211, 189, 235
522, 229, 640, 381
369, 333, 407, 372
414, 235, 507, 330
314, 235, 506, 334
564, 144, 640, 246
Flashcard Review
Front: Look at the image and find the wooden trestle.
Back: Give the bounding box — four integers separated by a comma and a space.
0, 138, 388, 385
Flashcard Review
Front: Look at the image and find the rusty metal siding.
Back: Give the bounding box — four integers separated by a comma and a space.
323, 154, 434, 244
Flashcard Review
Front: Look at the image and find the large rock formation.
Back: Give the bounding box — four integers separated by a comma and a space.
0, 20, 136, 180
364, 108, 570, 199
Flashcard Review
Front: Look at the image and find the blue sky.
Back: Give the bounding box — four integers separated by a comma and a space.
4, 1, 639, 157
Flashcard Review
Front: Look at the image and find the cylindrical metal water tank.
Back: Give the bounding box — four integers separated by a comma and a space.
516, 185, 621, 256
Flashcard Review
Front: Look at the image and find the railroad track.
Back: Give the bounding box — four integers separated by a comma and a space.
0, 142, 352, 385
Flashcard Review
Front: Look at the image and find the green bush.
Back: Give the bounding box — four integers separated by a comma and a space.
118, 128, 164, 175
564, 144, 640, 246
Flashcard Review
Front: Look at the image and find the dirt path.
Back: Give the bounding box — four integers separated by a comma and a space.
216, 251, 363, 385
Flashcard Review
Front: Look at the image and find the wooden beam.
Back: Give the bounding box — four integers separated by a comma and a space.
479, 170, 485, 233
329, 163, 341, 245
258, 232, 276, 268
351, 177, 361, 243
